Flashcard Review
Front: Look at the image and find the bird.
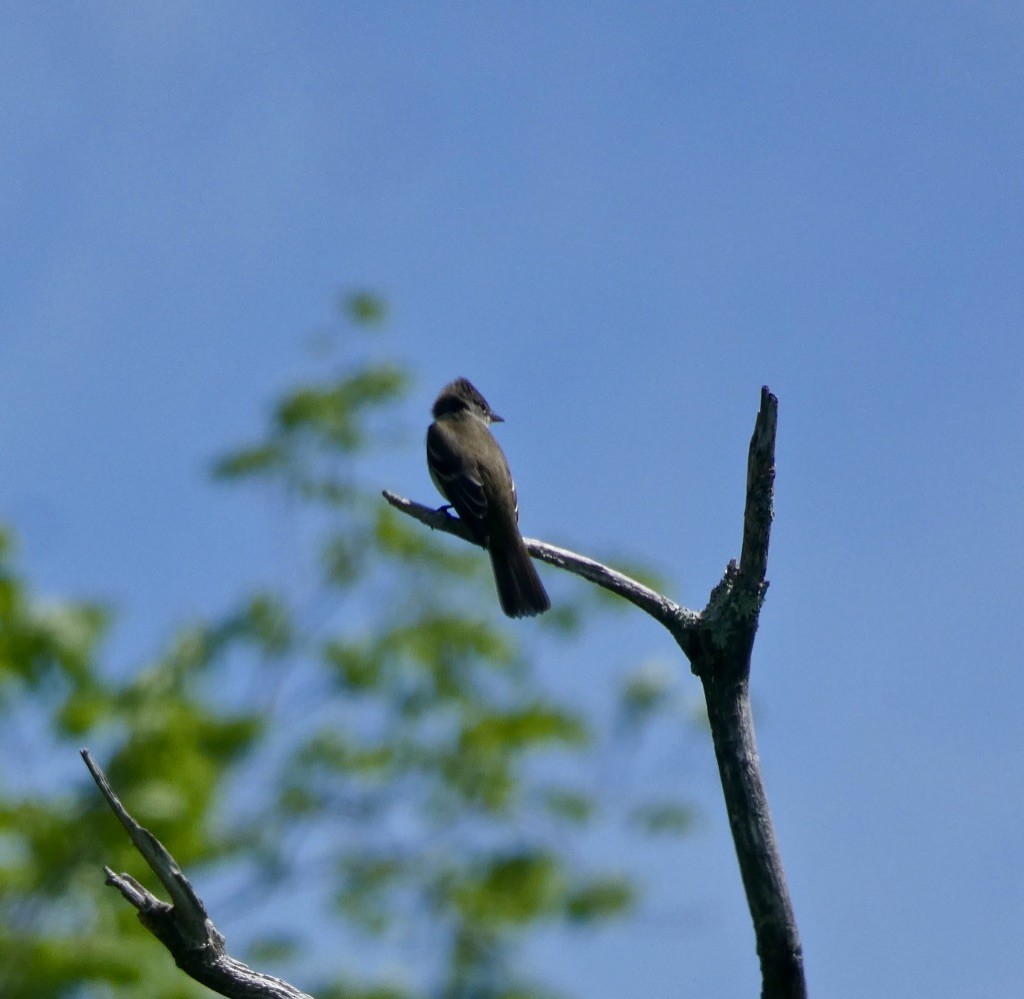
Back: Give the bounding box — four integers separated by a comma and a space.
426, 377, 550, 618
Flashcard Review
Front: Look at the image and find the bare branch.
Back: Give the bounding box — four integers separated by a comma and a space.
739, 384, 777, 589
381, 491, 479, 545
81, 749, 316, 999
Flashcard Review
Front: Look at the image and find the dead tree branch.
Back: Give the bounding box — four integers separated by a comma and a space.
81, 748, 315, 999
384, 385, 805, 999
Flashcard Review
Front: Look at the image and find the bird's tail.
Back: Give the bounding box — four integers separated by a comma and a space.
489, 534, 550, 618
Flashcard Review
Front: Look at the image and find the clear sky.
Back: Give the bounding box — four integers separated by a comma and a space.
2, 5, 1023, 997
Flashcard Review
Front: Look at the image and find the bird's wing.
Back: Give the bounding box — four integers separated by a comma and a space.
427, 422, 489, 540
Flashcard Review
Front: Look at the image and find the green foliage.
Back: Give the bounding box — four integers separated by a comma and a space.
564, 875, 635, 924
0, 533, 108, 693
443, 850, 566, 927
0, 294, 696, 999
273, 366, 407, 454
344, 291, 389, 327
0, 532, 249, 999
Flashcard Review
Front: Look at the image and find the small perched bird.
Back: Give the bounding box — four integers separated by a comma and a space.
426, 377, 550, 618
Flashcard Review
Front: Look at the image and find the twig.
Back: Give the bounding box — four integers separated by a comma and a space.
384, 385, 806, 999
81, 749, 315, 999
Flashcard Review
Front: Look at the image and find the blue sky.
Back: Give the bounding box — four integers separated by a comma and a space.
2, 4, 1023, 997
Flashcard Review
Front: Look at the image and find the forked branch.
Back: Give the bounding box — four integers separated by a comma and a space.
81, 749, 314, 999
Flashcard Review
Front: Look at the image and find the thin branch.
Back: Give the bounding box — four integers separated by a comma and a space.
381, 490, 701, 649
81, 749, 315, 999
384, 385, 806, 999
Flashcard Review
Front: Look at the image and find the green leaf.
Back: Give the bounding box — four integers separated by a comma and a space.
211, 442, 288, 480
458, 704, 589, 755
323, 640, 384, 692
344, 291, 389, 327
335, 852, 406, 933
274, 366, 408, 451
444, 850, 566, 927
239, 593, 293, 656
564, 875, 635, 924
297, 730, 395, 779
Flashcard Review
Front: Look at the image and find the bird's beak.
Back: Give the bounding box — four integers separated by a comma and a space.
491, 412, 505, 423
